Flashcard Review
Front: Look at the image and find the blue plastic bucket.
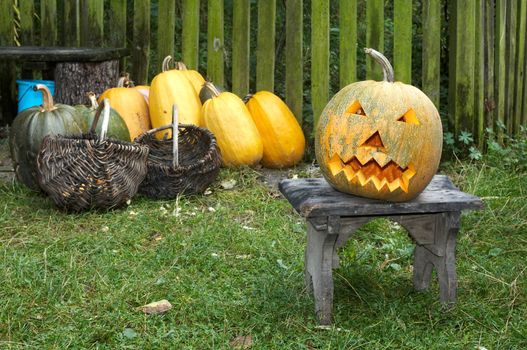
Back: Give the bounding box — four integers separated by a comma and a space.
16, 80, 55, 112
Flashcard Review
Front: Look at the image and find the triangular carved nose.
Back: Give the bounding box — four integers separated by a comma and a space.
361, 131, 385, 149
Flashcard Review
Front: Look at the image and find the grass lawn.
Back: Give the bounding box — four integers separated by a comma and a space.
0, 150, 526, 348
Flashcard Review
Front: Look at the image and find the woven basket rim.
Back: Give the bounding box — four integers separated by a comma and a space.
135, 124, 220, 173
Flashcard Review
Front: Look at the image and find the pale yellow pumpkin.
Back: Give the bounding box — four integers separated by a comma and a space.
99, 76, 151, 140
149, 56, 202, 138
201, 83, 263, 167
315, 49, 443, 202
246, 91, 305, 168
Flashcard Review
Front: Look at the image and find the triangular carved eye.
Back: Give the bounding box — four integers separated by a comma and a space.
346, 101, 367, 116
397, 108, 420, 125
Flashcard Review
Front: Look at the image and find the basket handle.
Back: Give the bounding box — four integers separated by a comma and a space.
90, 98, 111, 141
172, 104, 179, 168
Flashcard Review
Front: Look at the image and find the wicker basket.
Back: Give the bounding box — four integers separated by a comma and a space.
135, 105, 221, 199
37, 99, 149, 212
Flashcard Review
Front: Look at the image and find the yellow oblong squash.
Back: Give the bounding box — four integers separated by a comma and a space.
149, 57, 202, 139
246, 91, 305, 168
201, 83, 263, 167
174, 61, 205, 95
99, 76, 151, 140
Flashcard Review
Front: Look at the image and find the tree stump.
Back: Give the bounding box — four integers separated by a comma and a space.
53, 60, 120, 105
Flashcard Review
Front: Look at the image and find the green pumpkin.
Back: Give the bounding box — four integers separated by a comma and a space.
9, 84, 83, 190
75, 92, 131, 141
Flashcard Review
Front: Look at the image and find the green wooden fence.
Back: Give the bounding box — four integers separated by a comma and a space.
1, 0, 527, 146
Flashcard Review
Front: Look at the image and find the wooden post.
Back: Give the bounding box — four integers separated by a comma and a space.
157, 0, 176, 72
19, 0, 35, 79
256, 0, 276, 92
448, 0, 476, 136
132, 0, 151, 85
41, 0, 57, 46
366, 0, 384, 81
394, 0, 412, 83
80, 0, 103, 47
311, 0, 329, 128
513, 1, 526, 134
108, 0, 127, 70
339, 0, 357, 88
494, 0, 506, 141
0, 0, 16, 125
483, 0, 495, 132
64, 0, 80, 47
422, 0, 441, 108
286, 0, 303, 122
505, 0, 517, 134
207, 0, 224, 86
474, 0, 485, 146
232, 0, 251, 97
182, 0, 200, 70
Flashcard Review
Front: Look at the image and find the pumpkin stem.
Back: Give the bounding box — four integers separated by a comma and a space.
86, 92, 99, 109
202, 81, 221, 98
117, 73, 134, 87
364, 48, 395, 83
243, 94, 253, 104
34, 84, 56, 111
162, 56, 173, 72
175, 61, 188, 70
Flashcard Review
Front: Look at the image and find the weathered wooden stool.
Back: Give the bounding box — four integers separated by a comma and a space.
279, 175, 483, 325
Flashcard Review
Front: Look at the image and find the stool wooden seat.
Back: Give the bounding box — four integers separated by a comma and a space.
279, 175, 483, 325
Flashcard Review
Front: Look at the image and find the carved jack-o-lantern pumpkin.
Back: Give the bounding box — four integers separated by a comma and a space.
315, 48, 442, 202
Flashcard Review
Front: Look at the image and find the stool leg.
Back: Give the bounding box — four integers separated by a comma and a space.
407, 213, 460, 304
305, 222, 339, 325
413, 245, 434, 291
434, 213, 460, 304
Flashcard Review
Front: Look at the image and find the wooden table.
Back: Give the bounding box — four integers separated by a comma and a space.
0, 46, 129, 124
279, 175, 483, 325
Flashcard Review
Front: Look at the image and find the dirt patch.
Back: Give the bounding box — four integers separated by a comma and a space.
256, 162, 322, 191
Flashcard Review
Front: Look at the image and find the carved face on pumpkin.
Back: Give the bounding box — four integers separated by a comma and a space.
315, 49, 442, 202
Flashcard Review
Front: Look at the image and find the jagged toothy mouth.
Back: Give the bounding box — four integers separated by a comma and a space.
327, 154, 416, 192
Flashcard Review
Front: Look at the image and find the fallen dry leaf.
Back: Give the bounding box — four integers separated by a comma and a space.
220, 179, 237, 190
229, 335, 253, 349
138, 299, 172, 315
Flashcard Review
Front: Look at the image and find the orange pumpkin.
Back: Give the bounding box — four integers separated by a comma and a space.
246, 91, 305, 168
99, 76, 151, 140
315, 48, 442, 202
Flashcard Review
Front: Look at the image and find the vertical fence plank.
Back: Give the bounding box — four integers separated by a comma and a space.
80, 0, 103, 47
256, 0, 276, 91
63, 0, 79, 46
449, 0, 476, 136
41, 0, 57, 46
366, 0, 384, 80
108, 0, 127, 48
311, 0, 329, 127
157, 0, 176, 71
394, 0, 412, 83
232, 0, 250, 97
182, 0, 200, 69
513, 1, 526, 134
132, 0, 151, 84
505, 0, 517, 134
474, 0, 485, 145
19, 0, 34, 45
494, 0, 506, 139
286, 0, 303, 122
207, 0, 224, 85
339, 0, 357, 87
422, 0, 441, 107
0, 0, 16, 125
484, 0, 495, 132
523, 41, 527, 127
